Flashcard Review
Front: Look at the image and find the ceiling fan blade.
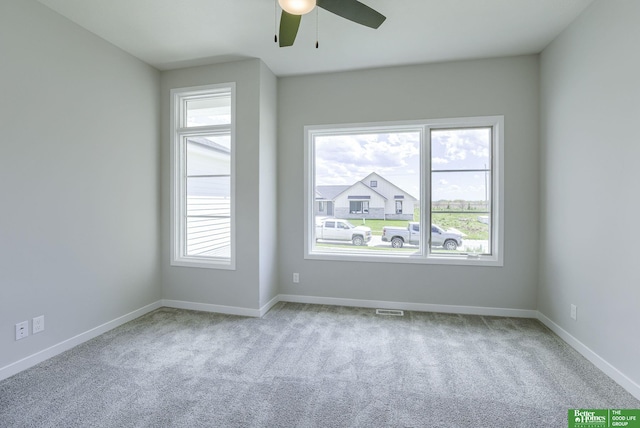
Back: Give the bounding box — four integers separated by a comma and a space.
317, 0, 386, 29
279, 11, 302, 47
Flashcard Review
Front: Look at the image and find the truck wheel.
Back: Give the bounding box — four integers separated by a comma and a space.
443, 239, 458, 250
352, 235, 364, 246
391, 237, 404, 248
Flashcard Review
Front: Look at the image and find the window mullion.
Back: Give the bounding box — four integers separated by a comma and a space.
423, 125, 430, 258
177, 125, 231, 136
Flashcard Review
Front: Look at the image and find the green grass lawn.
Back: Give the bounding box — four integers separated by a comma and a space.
431, 213, 489, 240
353, 219, 409, 235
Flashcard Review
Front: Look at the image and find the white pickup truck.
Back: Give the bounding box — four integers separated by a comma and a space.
315, 219, 372, 246
381, 222, 464, 250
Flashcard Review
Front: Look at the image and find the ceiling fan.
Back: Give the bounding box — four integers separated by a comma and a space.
277, 0, 386, 47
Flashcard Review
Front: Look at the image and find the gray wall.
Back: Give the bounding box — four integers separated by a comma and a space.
258, 61, 279, 308
0, 1, 161, 369
539, 0, 640, 388
160, 59, 278, 310
277, 56, 540, 309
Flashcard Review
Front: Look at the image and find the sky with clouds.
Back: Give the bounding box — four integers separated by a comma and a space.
314, 127, 491, 201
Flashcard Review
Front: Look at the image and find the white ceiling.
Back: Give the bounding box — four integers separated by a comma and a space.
36, 0, 594, 76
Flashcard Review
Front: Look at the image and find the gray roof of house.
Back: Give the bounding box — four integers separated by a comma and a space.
316, 173, 417, 201
315, 185, 350, 200
334, 181, 388, 201
187, 136, 230, 154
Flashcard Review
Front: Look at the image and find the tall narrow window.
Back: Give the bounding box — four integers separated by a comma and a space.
171, 84, 235, 269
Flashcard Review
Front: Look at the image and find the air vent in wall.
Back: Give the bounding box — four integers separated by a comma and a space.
375, 309, 404, 316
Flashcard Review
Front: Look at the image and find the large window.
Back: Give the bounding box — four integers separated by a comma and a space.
170, 83, 235, 269
305, 116, 503, 266
350, 200, 369, 214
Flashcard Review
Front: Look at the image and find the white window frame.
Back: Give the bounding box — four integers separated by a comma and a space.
304, 116, 504, 267
170, 83, 236, 270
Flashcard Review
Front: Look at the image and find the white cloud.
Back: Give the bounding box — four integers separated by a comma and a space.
315, 131, 420, 188
432, 128, 490, 167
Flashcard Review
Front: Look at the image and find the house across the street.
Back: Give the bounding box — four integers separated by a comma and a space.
315, 172, 417, 221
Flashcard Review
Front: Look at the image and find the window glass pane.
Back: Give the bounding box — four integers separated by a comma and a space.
186, 136, 231, 176
431, 127, 492, 256
431, 128, 491, 171
186, 217, 230, 257
186, 95, 231, 127
431, 171, 491, 204
349, 201, 370, 214
186, 176, 231, 257
187, 177, 231, 213
186, 176, 230, 197
186, 194, 231, 218
313, 130, 421, 255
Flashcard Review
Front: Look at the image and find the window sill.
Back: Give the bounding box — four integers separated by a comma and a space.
170, 257, 236, 270
305, 250, 503, 267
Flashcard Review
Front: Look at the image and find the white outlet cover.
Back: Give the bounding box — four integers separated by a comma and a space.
33, 315, 45, 334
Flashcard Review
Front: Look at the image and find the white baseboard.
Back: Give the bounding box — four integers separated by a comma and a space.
277, 294, 539, 318
161, 299, 262, 317
537, 312, 640, 401
161, 295, 537, 319
3, 295, 637, 402
259, 295, 281, 317
0, 300, 162, 382
161, 297, 280, 318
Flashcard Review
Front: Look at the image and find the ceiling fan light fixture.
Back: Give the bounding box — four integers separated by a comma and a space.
278, 0, 316, 15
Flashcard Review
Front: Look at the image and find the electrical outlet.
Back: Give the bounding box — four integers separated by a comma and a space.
293, 273, 300, 283
33, 315, 44, 334
570, 304, 577, 321
15, 321, 29, 340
